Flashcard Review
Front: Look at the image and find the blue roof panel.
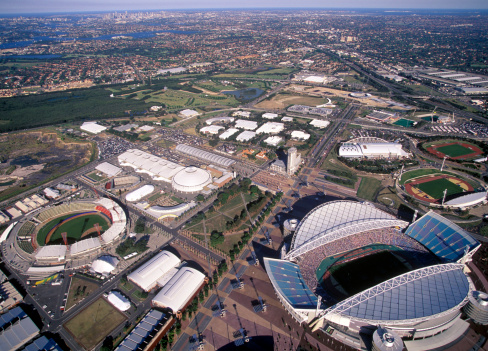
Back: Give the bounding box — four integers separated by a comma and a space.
405, 212, 479, 261
264, 258, 318, 309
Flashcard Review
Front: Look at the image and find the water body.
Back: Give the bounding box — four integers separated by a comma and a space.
222, 88, 264, 101
0, 30, 199, 50
0, 54, 62, 59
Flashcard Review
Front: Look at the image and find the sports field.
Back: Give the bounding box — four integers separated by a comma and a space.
436, 144, 475, 158
424, 140, 483, 160
37, 212, 110, 245
416, 177, 464, 199
64, 297, 127, 350
328, 251, 409, 296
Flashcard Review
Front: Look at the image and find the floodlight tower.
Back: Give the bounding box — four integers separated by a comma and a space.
440, 155, 448, 172
442, 189, 448, 206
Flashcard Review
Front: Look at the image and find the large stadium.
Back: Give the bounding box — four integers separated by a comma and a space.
264, 200, 481, 350
11, 198, 126, 265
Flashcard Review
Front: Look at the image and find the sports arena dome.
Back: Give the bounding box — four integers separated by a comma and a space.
171, 166, 212, 193
264, 201, 480, 350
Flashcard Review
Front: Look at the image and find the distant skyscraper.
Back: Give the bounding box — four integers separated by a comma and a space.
287, 147, 301, 175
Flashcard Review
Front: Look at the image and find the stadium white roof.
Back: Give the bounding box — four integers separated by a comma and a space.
152, 267, 205, 312
310, 119, 330, 128
80, 122, 107, 134
107, 291, 131, 311
172, 167, 212, 193
175, 144, 235, 167
70, 237, 101, 256
95, 162, 122, 178
236, 131, 256, 142
286, 201, 408, 260
256, 122, 285, 134
127, 250, 180, 291
445, 192, 487, 208
326, 263, 470, 325
125, 185, 155, 202
118, 149, 184, 182
219, 128, 239, 140
235, 119, 258, 130
35, 245, 66, 260
91, 255, 119, 275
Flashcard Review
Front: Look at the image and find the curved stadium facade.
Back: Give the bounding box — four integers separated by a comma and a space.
264, 201, 481, 350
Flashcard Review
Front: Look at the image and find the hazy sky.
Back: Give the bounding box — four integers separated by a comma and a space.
1, 0, 487, 14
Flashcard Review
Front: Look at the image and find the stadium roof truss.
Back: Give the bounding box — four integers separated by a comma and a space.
322, 263, 471, 326
285, 218, 408, 261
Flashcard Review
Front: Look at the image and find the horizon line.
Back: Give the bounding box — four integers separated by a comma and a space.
1, 7, 488, 16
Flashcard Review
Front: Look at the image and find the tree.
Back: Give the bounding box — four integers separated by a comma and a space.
196, 194, 204, 202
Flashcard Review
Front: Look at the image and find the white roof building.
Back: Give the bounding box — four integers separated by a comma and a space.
91, 255, 119, 275
80, 122, 107, 134
118, 149, 185, 182
256, 122, 285, 134
107, 291, 131, 311
179, 109, 200, 118
171, 167, 212, 193
235, 119, 258, 130
219, 128, 239, 140
263, 113, 279, 119
339, 142, 410, 159
232, 111, 251, 118
138, 125, 155, 132
310, 119, 330, 129
151, 267, 205, 312
42, 187, 60, 199
95, 162, 122, 178
125, 185, 155, 202
236, 131, 257, 142
199, 125, 224, 135
291, 131, 310, 140
445, 192, 487, 209
127, 250, 181, 291
175, 144, 235, 167
206, 117, 235, 125
264, 136, 283, 147
282, 116, 294, 122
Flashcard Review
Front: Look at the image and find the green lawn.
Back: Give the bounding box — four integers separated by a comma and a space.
37, 213, 110, 245
400, 169, 450, 185
416, 178, 464, 199
357, 177, 382, 201
436, 144, 476, 158
64, 298, 127, 350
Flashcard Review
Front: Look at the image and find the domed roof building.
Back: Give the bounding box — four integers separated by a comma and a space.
171, 166, 212, 193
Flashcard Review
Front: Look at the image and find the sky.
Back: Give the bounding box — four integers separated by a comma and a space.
1, 0, 487, 14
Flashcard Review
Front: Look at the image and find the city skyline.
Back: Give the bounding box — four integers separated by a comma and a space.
1, 0, 488, 14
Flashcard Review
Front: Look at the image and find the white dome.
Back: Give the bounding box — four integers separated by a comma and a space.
171, 166, 212, 193
91, 255, 119, 275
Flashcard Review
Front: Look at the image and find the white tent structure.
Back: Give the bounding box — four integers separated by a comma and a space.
107, 291, 131, 311
151, 267, 205, 312
127, 250, 181, 291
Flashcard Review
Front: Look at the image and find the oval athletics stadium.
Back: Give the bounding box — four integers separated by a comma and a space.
11, 198, 126, 265
264, 200, 483, 350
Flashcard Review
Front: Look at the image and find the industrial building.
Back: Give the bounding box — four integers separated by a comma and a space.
125, 185, 155, 202
80, 122, 107, 134
256, 122, 285, 134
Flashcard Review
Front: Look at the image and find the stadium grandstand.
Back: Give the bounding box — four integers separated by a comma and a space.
264, 200, 481, 350
10, 198, 126, 265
